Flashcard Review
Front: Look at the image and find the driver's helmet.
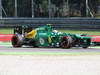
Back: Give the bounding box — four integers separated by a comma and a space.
46, 24, 51, 26
24, 25, 33, 32
52, 30, 58, 33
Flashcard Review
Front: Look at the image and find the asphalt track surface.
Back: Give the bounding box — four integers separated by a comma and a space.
0, 45, 100, 53
0, 45, 100, 75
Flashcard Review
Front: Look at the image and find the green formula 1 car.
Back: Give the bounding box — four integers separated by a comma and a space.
11, 25, 91, 48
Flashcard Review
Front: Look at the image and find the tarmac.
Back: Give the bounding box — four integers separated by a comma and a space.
0, 42, 100, 75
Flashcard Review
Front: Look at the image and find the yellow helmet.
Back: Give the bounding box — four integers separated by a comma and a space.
46, 24, 51, 26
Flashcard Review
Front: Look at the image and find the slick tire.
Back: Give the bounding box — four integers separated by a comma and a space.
82, 46, 88, 48
60, 36, 73, 48
11, 34, 23, 47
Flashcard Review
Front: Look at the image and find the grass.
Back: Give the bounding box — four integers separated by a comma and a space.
0, 28, 100, 35
0, 52, 100, 55
58, 30, 100, 35
0, 28, 13, 34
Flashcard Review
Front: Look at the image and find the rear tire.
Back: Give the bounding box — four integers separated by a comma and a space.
11, 34, 23, 47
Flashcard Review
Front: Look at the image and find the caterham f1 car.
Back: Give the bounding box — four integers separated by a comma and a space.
11, 25, 91, 48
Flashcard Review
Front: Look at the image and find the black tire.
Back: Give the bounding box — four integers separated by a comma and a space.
60, 36, 73, 48
82, 39, 91, 49
82, 45, 88, 48
11, 34, 23, 47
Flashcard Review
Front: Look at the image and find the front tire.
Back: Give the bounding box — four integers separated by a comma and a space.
82, 44, 88, 48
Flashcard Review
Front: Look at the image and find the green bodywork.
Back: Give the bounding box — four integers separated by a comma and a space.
34, 25, 61, 47
12, 25, 91, 48
32, 25, 91, 48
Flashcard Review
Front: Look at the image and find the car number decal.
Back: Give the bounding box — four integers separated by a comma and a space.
39, 38, 45, 45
